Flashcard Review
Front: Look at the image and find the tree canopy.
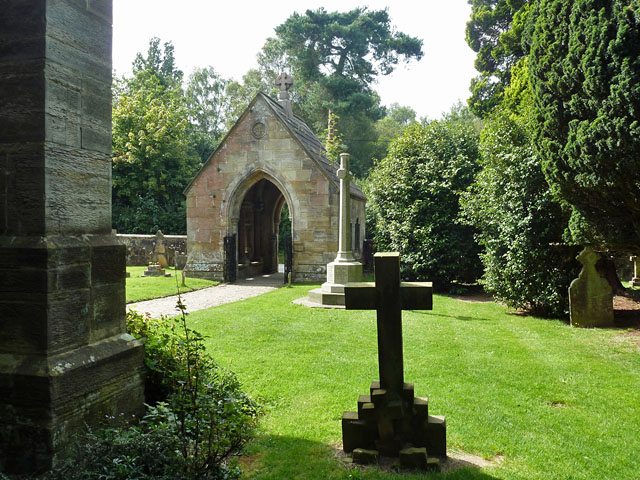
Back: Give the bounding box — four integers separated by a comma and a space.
466, 0, 532, 117
271, 7, 423, 176
462, 59, 578, 317
185, 67, 231, 161
275, 7, 423, 84
530, 0, 640, 253
112, 39, 202, 234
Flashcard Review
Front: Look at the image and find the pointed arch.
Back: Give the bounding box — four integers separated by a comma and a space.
223, 166, 296, 226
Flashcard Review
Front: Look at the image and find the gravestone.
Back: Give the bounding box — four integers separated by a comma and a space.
174, 252, 188, 270
341, 253, 446, 470
153, 230, 169, 268
569, 247, 614, 327
630, 256, 640, 287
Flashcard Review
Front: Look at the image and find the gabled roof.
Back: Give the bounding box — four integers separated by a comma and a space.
185, 92, 366, 201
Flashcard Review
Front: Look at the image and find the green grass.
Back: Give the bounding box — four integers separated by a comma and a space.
126, 266, 218, 303
178, 285, 639, 480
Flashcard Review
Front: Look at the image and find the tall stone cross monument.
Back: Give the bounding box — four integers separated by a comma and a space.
341, 252, 446, 470
308, 153, 363, 306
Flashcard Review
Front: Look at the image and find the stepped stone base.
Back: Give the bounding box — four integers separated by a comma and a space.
631, 277, 640, 287
308, 288, 345, 306
342, 381, 446, 470
305, 260, 363, 307
143, 263, 171, 277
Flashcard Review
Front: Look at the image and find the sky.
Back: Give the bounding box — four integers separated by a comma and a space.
112, 1, 477, 120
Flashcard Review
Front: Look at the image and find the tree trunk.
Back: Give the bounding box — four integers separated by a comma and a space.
596, 253, 626, 295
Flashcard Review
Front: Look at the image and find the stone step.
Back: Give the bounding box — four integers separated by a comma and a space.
307, 288, 345, 306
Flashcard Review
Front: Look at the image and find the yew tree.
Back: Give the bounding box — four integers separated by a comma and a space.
530, 0, 640, 253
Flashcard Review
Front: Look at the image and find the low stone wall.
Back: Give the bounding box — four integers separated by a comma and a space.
117, 234, 187, 267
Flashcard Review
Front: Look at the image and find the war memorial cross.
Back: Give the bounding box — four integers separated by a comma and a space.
344, 252, 432, 397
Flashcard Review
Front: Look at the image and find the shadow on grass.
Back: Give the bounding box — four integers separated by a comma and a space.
240, 434, 502, 480
411, 311, 494, 322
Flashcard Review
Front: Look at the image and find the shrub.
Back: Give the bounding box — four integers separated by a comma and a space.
50, 299, 258, 479
461, 61, 580, 318
366, 120, 483, 290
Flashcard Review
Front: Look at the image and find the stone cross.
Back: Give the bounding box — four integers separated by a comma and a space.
275, 72, 293, 92
344, 252, 432, 397
336, 153, 355, 262
275, 72, 294, 117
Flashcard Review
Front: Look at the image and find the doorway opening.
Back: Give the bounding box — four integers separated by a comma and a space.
236, 178, 291, 280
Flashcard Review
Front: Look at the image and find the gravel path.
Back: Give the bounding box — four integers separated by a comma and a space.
127, 273, 284, 318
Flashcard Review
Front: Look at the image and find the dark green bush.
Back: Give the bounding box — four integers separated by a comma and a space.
461, 61, 580, 318
50, 299, 258, 480
366, 120, 483, 290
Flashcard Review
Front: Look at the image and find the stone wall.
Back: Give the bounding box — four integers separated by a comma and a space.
117, 234, 187, 267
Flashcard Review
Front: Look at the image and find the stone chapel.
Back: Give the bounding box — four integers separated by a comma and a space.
184, 74, 366, 282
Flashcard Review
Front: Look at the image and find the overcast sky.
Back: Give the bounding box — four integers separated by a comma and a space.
112, 1, 477, 120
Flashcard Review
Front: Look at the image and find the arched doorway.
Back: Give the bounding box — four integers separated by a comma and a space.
235, 178, 290, 279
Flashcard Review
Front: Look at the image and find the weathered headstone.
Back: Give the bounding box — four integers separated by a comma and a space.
569, 247, 614, 327
307, 153, 363, 306
630, 255, 640, 287
153, 230, 169, 268
341, 253, 446, 469
174, 251, 188, 270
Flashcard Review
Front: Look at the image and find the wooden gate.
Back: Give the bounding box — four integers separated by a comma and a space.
223, 234, 237, 283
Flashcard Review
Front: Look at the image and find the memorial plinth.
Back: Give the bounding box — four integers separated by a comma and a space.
341, 253, 446, 470
143, 262, 171, 277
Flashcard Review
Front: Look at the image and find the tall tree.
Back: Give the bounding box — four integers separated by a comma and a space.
131, 37, 183, 88
370, 103, 417, 163
185, 66, 231, 162
112, 39, 201, 234
276, 7, 423, 83
466, 0, 532, 117
273, 7, 423, 176
530, 0, 640, 253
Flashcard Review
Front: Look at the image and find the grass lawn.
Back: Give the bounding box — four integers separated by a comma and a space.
182, 285, 640, 480
126, 266, 218, 303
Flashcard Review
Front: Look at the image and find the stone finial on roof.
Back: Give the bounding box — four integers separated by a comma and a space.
275, 72, 294, 118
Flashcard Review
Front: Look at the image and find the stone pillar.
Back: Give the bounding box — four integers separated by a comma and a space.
336, 153, 355, 262
0, 1, 144, 474
307, 153, 363, 306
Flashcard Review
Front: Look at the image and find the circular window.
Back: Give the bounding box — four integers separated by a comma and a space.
252, 121, 266, 139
